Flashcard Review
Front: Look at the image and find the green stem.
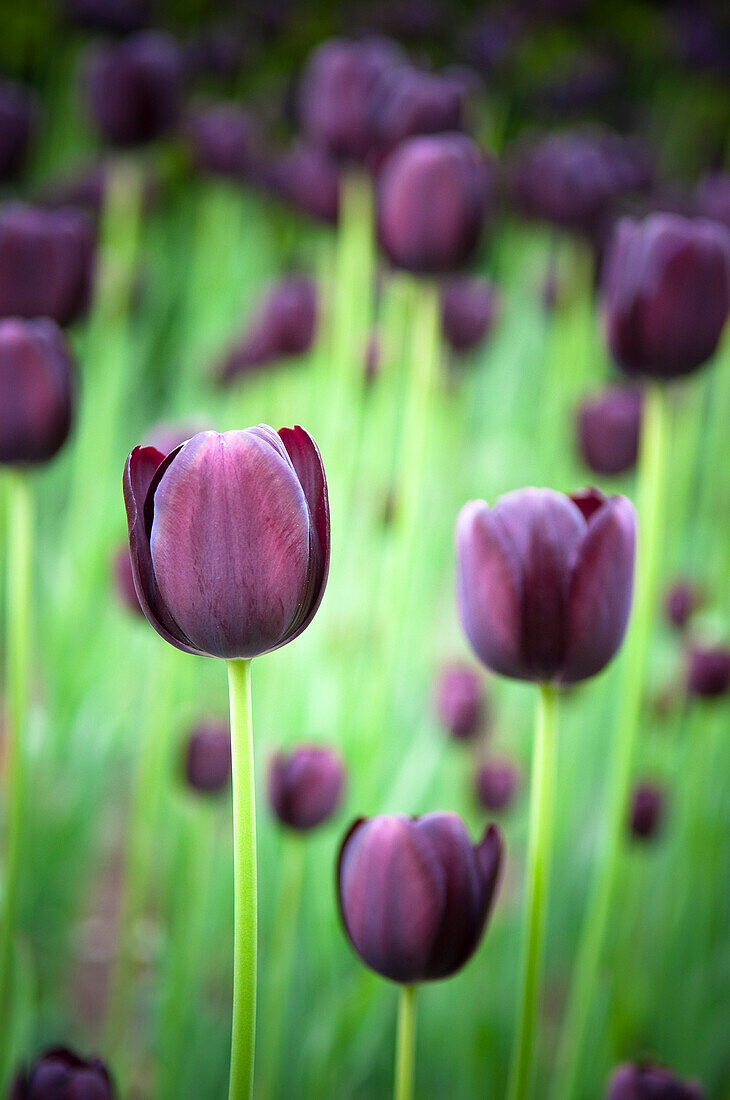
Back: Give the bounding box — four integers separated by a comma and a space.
551, 382, 668, 1100
227, 659, 257, 1100
393, 985, 418, 1100
507, 683, 558, 1100
0, 472, 32, 1089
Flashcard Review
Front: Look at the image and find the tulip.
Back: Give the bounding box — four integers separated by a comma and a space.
476, 758, 519, 813
434, 662, 484, 741
185, 104, 259, 181
663, 580, 700, 632
0, 319, 75, 466
456, 487, 636, 684
184, 722, 232, 794
85, 32, 182, 147
268, 143, 340, 225
576, 387, 642, 477
0, 81, 36, 180
628, 782, 665, 841
377, 133, 493, 274
441, 275, 499, 354
696, 172, 730, 230
0, 204, 95, 327
603, 213, 730, 380
368, 65, 465, 159
606, 1062, 703, 1099
111, 545, 142, 616
687, 645, 730, 699
268, 745, 344, 830
10, 1047, 115, 1099
218, 278, 318, 384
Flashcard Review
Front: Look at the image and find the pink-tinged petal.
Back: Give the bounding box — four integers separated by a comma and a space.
562, 495, 636, 683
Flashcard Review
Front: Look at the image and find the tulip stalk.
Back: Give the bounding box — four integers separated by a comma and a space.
553, 382, 668, 1100
507, 682, 558, 1100
227, 658, 257, 1100
394, 985, 418, 1100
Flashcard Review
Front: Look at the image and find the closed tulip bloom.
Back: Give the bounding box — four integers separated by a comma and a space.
0, 319, 75, 465
377, 133, 493, 273
606, 1062, 703, 1099
219, 277, 318, 384
629, 781, 665, 841
603, 213, 730, 380
85, 32, 182, 147
576, 387, 642, 476
663, 580, 701, 631
123, 425, 329, 660
456, 487, 636, 684
10, 1046, 115, 1099
476, 758, 519, 812
112, 545, 142, 616
368, 65, 465, 156
441, 276, 499, 353
687, 645, 730, 699
434, 662, 483, 740
0, 204, 95, 327
338, 813, 503, 983
0, 81, 37, 180
184, 722, 231, 794
269, 143, 340, 225
186, 104, 259, 180
268, 744, 345, 830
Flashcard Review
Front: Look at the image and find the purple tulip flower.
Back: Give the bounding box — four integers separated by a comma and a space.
367, 64, 465, 160
0, 81, 37, 180
338, 813, 503, 983
441, 276, 499, 354
185, 103, 260, 181
434, 662, 484, 740
663, 580, 701, 632
123, 426, 329, 660
629, 782, 665, 841
268, 744, 345, 830
10, 1046, 115, 1099
0, 319, 75, 465
476, 758, 519, 813
219, 277, 318, 384
606, 1062, 704, 1099
576, 387, 642, 476
687, 645, 730, 699
456, 487, 636, 684
268, 143, 340, 225
184, 722, 232, 794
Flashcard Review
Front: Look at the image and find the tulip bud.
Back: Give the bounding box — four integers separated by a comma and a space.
268, 744, 345, 830
456, 487, 636, 684
338, 813, 503, 983
185, 104, 259, 181
603, 213, 730, 380
0, 319, 75, 466
268, 143, 340, 225
576, 387, 642, 476
696, 173, 730, 231
85, 32, 182, 148
0, 204, 95, 327
663, 580, 701, 632
686, 645, 730, 699
0, 81, 37, 180
10, 1046, 115, 1099
606, 1062, 704, 1099
628, 781, 665, 841
441, 276, 498, 354
123, 426, 330, 660
218, 278, 318, 384
368, 65, 465, 157
112, 545, 142, 616
476, 758, 519, 813
377, 133, 493, 274
434, 662, 484, 740
184, 721, 231, 794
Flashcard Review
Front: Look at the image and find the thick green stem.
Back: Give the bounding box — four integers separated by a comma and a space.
393, 985, 418, 1100
552, 382, 668, 1100
0, 472, 32, 1088
227, 659, 257, 1100
507, 683, 558, 1100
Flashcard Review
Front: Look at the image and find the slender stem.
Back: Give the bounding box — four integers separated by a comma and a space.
552, 382, 668, 1100
0, 472, 32, 1088
393, 985, 418, 1100
227, 659, 257, 1100
507, 683, 558, 1100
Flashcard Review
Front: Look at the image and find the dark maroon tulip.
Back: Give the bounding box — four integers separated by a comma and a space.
441, 276, 499, 354
10, 1046, 115, 1099
123, 425, 330, 660
298, 37, 403, 162
219, 278, 318, 384
629, 782, 665, 841
476, 758, 519, 813
112, 545, 142, 616
456, 487, 636, 684
367, 65, 465, 158
268, 744, 345, 830
268, 143, 340, 225
0, 204, 94, 327
185, 104, 259, 181
338, 813, 503, 984
603, 213, 730, 380
434, 662, 483, 741
696, 173, 730, 231
576, 387, 642, 477
63, 0, 149, 34
687, 645, 730, 699
377, 133, 493, 274
606, 1062, 704, 1099
0, 81, 37, 180
663, 580, 701, 632
85, 32, 182, 148
0, 319, 75, 466
184, 721, 231, 794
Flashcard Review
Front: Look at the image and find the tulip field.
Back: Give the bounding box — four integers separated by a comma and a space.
2, 2, 730, 1099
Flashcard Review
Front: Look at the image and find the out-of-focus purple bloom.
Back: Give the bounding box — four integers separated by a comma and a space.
606, 1061, 704, 1099
367, 65, 465, 162
686, 645, 730, 699
576, 387, 642, 477
268, 143, 340, 224
663, 580, 701, 632
63, 0, 148, 34
0, 204, 95, 327
112, 545, 142, 616
460, 9, 524, 79
456, 487, 636, 684
182, 24, 245, 79
85, 31, 182, 147
603, 213, 730, 380
185, 104, 259, 180
0, 81, 37, 180
0, 319, 75, 466
268, 744, 345, 830
670, 4, 730, 77
441, 276, 499, 354
377, 133, 494, 274
123, 426, 329, 660
184, 722, 231, 794
10, 1046, 115, 1099
338, 813, 503, 983
219, 277, 318, 384
434, 662, 484, 741
696, 173, 730, 231
629, 782, 665, 841
476, 758, 519, 813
